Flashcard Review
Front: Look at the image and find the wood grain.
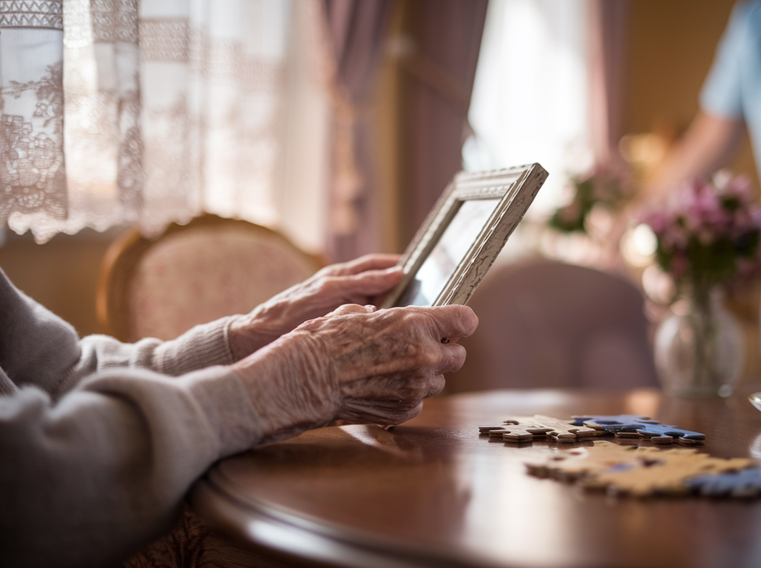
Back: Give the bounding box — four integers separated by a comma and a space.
191, 387, 761, 568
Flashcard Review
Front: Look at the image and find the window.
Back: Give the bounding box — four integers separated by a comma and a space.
464, 0, 592, 217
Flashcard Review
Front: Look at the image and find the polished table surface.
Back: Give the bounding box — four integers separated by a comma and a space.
190, 388, 761, 568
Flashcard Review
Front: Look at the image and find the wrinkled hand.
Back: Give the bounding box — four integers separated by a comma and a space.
229, 254, 402, 359
232, 304, 478, 444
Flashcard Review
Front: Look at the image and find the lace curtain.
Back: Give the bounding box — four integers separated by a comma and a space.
0, 0, 300, 243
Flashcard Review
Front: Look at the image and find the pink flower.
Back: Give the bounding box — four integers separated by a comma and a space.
641, 209, 672, 235
671, 252, 687, 280
640, 173, 761, 289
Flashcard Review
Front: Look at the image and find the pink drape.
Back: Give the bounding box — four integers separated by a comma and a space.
400, 0, 488, 245
588, 0, 629, 167
321, 0, 392, 262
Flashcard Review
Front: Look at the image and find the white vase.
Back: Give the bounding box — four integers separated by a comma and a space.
654, 289, 744, 397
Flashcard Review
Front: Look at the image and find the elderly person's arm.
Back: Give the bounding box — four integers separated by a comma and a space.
51, 254, 402, 394
0, 265, 476, 567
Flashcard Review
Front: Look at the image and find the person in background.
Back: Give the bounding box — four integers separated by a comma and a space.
0, 253, 478, 567
647, 0, 761, 193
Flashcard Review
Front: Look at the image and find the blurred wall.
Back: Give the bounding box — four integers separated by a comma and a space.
0, 229, 119, 337
623, 0, 759, 186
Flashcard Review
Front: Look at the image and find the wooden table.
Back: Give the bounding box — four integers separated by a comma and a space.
190, 388, 761, 568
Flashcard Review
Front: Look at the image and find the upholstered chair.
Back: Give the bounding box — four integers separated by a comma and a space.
446, 258, 659, 393
98, 214, 322, 342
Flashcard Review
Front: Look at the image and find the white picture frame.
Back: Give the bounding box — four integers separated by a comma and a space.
382, 163, 548, 308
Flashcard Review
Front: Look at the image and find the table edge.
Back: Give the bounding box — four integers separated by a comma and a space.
190, 469, 512, 568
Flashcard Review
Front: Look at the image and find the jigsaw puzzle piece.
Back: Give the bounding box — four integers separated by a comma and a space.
611, 423, 706, 445
524, 440, 755, 496
478, 424, 511, 434
529, 415, 599, 443
498, 417, 556, 442
570, 414, 705, 444
590, 449, 753, 496
479, 420, 521, 439
570, 415, 659, 429
479, 416, 599, 443
684, 468, 761, 498
525, 440, 639, 479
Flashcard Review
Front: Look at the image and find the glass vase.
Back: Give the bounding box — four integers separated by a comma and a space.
654, 288, 744, 398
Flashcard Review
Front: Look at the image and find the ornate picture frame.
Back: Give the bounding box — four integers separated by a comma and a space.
382, 163, 548, 308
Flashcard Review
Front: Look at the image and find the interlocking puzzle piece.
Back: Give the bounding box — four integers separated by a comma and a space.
479, 419, 553, 441
480, 414, 704, 445
684, 468, 761, 498
497, 417, 557, 442
589, 422, 706, 445
569, 414, 705, 445
525, 440, 754, 496
592, 449, 752, 496
479, 415, 600, 443
525, 441, 638, 480
570, 415, 660, 427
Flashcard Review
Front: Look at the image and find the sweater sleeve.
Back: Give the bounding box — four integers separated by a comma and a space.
0, 267, 237, 398
0, 271, 262, 566
69, 316, 238, 390
0, 365, 262, 567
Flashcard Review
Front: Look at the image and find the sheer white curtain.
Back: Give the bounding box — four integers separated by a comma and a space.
1, 0, 330, 250
463, 0, 592, 215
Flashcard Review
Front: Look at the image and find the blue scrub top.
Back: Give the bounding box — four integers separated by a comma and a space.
700, 0, 761, 173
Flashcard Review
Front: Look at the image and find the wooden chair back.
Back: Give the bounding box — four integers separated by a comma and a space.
98, 215, 323, 342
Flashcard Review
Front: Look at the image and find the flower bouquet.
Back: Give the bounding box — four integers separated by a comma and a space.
641, 174, 761, 397
549, 166, 634, 234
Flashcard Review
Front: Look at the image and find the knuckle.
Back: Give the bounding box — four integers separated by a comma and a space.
403, 341, 420, 359
317, 276, 340, 294
420, 349, 440, 369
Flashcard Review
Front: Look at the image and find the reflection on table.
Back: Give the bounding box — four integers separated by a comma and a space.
191, 388, 761, 568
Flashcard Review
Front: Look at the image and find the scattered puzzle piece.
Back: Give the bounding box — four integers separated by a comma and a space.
587, 421, 706, 445
684, 468, 761, 498
591, 449, 751, 495
498, 417, 560, 442
571, 414, 705, 445
480, 414, 706, 445
525, 441, 638, 480
525, 440, 754, 496
570, 415, 659, 427
532, 415, 601, 443
479, 415, 600, 443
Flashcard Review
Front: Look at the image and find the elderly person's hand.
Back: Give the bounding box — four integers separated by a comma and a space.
229, 254, 402, 359
232, 303, 478, 444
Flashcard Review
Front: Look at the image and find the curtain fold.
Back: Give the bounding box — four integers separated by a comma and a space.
400, 0, 488, 246
320, 0, 391, 262
588, 0, 629, 168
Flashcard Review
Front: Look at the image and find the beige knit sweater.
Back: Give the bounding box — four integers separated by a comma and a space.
0, 269, 264, 567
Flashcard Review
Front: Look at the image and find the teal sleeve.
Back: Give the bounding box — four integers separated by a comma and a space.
700, 1, 751, 119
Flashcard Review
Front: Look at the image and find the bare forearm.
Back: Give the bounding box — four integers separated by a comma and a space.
647, 112, 744, 195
